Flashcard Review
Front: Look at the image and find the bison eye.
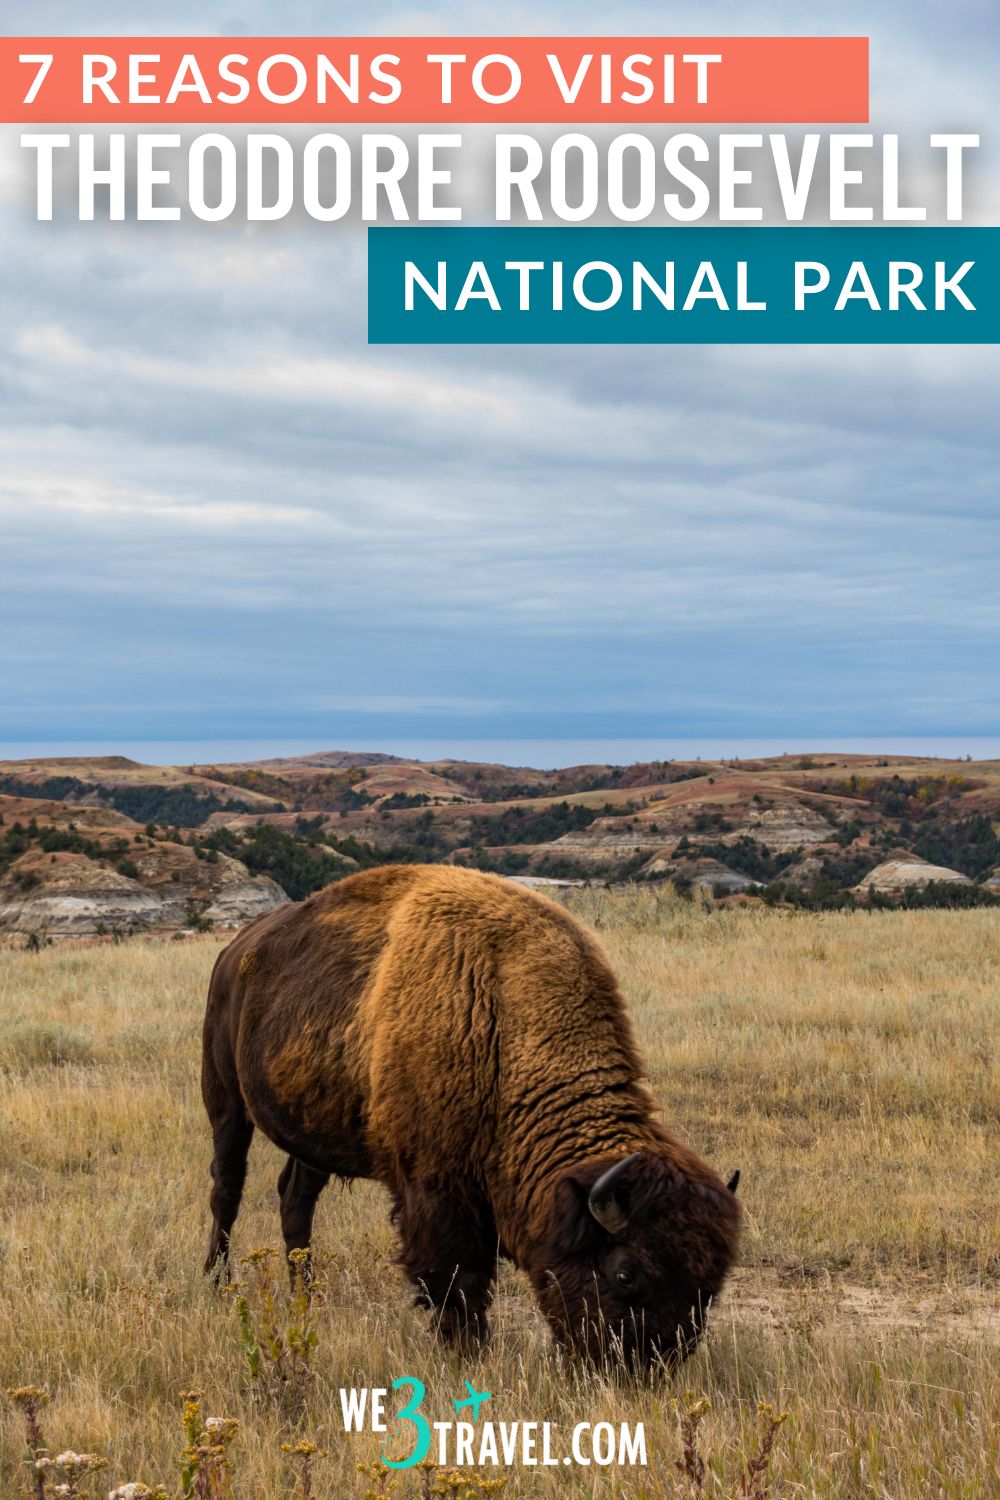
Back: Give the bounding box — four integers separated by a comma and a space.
615, 1266, 635, 1289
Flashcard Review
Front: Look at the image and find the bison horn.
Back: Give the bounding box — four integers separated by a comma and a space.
727, 1170, 741, 1194
588, 1152, 641, 1235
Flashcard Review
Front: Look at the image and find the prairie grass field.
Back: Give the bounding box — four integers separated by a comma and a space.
1, 888, 998, 1498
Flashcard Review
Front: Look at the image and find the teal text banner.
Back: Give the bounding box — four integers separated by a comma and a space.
367, 227, 1000, 344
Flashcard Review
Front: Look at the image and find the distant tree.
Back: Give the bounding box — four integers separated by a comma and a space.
912, 814, 999, 879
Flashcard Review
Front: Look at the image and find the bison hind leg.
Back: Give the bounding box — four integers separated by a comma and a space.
204, 1106, 254, 1280
277, 1156, 330, 1289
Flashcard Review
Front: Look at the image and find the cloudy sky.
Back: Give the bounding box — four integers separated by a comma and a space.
1, 2, 998, 761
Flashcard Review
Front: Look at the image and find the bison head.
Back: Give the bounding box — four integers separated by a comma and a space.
527, 1151, 741, 1369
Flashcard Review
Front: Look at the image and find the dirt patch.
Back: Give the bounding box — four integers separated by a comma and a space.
727, 1266, 1000, 1341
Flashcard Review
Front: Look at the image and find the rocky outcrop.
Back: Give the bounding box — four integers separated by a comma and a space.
689, 863, 760, 894
547, 799, 837, 859
0, 846, 288, 937
726, 805, 834, 850
0, 854, 162, 935
203, 877, 290, 925
780, 855, 828, 889
552, 819, 679, 853
636, 854, 760, 892
854, 859, 971, 895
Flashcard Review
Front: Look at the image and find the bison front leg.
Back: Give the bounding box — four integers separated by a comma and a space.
394, 1184, 496, 1349
411, 1264, 494, 1349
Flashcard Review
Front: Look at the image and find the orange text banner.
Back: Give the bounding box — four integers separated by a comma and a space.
0, 37, 869, 124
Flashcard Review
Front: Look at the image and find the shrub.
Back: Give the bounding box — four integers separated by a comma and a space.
1, 1020, 96, 1067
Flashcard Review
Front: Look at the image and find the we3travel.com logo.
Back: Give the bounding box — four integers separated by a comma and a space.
340, 1377, 647, 1469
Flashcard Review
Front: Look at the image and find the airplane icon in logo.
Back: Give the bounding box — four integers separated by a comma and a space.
454, 1380, 491, 1422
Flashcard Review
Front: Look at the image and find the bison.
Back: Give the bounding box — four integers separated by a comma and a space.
202, 864, 740, 1367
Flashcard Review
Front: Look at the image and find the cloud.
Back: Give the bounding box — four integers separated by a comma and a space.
1, 1, 999, 744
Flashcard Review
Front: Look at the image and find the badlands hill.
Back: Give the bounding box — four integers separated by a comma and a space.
1, 748, 999, 938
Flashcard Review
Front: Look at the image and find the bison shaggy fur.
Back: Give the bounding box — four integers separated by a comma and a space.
202, 864, 740, 1367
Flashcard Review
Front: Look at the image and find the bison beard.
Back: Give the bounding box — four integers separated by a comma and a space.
201, 865, 741, 1368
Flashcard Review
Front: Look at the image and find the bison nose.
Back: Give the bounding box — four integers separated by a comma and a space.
672, 1319, 702, 1362
641, 1317, 702, 1370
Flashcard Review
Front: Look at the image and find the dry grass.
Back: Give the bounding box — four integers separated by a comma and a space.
1, 889, 998, 1497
